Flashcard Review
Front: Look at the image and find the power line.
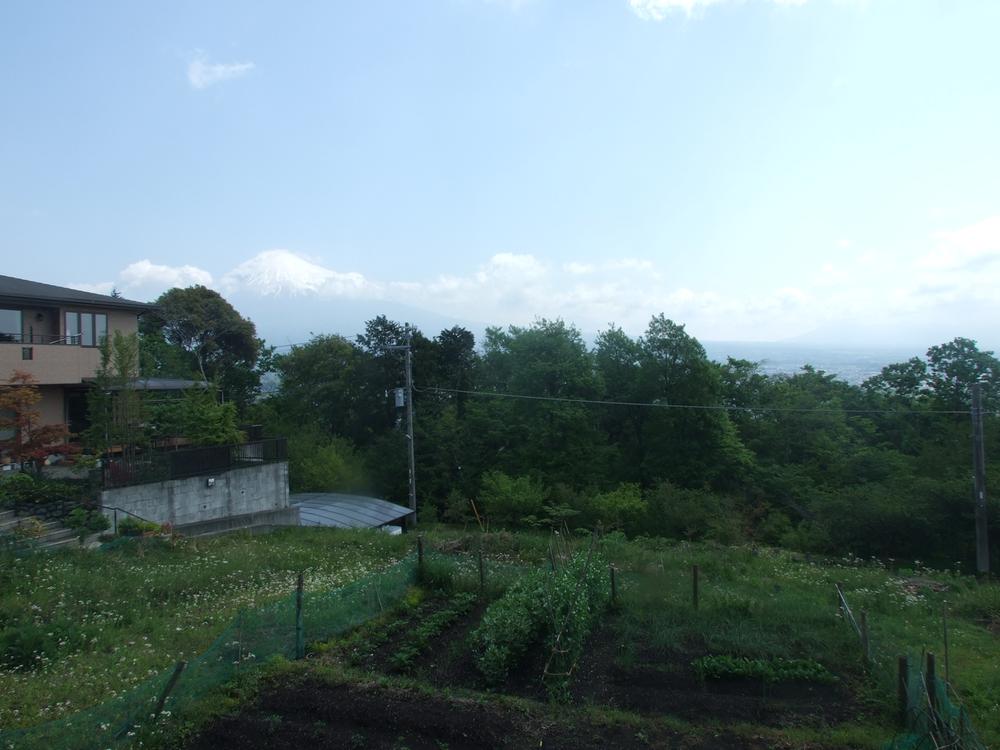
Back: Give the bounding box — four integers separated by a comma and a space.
413, 384, 970, 416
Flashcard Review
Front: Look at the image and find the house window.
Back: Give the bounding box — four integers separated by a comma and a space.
21, 347, 32, 360
0, 308, 21, 342
65, 312, 108, 347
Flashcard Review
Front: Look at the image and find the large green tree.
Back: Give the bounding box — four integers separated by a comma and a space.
140, 286, 263, 410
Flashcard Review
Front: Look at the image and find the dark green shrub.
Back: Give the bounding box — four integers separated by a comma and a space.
472, 550, 609, 693
117, 517, 161, 536
478, 471, 547, 527
693, 654, 837, 684
65, 507, 111, 540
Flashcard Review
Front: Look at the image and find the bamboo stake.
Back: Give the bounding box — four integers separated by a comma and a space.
692, 564, 699, 610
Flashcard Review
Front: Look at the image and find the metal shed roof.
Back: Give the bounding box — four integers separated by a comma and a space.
291, 493, 412, 529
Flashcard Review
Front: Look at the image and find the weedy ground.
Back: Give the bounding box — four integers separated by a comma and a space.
0, 528, 408, 729
2, 527, 998, 748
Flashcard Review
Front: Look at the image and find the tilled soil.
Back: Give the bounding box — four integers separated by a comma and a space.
188, 598, 863, 749
186, 677, 836, 750
570, 623, 856, 727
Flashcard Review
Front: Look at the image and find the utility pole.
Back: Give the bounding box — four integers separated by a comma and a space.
390, 326, 417, 527
971, 382, 989, 576
404, 325, 417, 526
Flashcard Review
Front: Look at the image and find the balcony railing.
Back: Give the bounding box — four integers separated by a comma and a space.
0, 332, 80, 345
102, 438, 288, 489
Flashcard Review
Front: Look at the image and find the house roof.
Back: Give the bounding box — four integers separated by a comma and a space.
0, 275, 151, 312
97, 378, 208, 391
291, 493, 413, 529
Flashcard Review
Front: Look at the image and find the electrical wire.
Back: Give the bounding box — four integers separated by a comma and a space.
412, 384, 971, 416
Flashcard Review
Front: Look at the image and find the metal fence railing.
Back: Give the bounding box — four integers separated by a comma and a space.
0, 332, 80, 345
102, 438, 288, 488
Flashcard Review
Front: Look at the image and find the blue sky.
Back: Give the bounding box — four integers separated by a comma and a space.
3, 0, 999, 348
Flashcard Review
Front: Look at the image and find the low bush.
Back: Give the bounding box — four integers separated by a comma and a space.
65, 508, 110, 541
478, 472, 547, 528
117, 517, 162, 536
692, 654, 838, 685
472, 549, 609, 693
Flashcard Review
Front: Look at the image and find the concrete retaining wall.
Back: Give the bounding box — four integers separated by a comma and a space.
101, 461, 291, 528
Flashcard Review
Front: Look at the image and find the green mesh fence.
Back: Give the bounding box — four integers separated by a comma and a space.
833, 587, 987, 750
884, 657, 988, 750
0, 552, 421, 750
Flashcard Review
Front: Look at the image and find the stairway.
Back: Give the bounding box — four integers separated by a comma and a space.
0, 510, 80, 550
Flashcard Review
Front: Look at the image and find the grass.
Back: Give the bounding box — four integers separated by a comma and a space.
0, 527, 409, 729
595, 534, 1000, 746
1, 526, 998, 748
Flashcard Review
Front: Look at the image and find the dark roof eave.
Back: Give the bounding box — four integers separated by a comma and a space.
0, 275, 151, 312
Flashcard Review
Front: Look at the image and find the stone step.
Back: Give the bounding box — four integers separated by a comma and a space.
38, 535, 80, 550
40, 527, 76, 542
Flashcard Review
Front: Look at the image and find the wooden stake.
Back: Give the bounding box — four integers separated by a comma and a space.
898, 655, 909, 727
295, 572, 305, 660
153, 661, 187, 719
692, 564, 699, 610
925, 652, 938, 724
860, 609, 871, 663
943, 610, 951, 684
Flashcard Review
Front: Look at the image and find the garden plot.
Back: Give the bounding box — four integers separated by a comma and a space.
186, 669, 818, 750
570, 618, 854, 726
318, 579, 857, 729
181, 535, 1000, 749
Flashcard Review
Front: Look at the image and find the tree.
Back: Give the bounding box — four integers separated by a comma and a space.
474, 319, 608, 488
141, 286, 262, 409
85, 331, 144, 457
637, 315, 752, 489
0, 371, 71, 474
925, 337, 1000, 410
270, 334, 383, 445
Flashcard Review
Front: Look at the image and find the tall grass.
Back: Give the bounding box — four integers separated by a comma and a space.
0, 528, 407, 729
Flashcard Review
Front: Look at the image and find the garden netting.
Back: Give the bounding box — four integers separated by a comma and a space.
884, 656, 988, 750
0, 551, 420, 750
834, 587, 988, 750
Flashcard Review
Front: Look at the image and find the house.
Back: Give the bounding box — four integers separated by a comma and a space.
1, 274, 298, 535
0, 274, 150, 437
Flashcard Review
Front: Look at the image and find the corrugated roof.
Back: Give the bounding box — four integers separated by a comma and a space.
0, 275, 150, 311
291, 493, 412, 529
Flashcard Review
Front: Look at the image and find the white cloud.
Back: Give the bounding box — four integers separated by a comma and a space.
84, 215, 1000, 345
66, 281, 116, 296
187, 52, 255, 90
628, 0, 807, 20
918, 216, 1000, 271
120, 260, 213, 289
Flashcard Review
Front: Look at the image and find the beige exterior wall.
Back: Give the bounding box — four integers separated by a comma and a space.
0, 343, 102, 385
0, 305, 140, 386
37, 386, 65, 425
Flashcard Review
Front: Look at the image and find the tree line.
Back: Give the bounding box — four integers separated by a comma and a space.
136, 286, 1000, 570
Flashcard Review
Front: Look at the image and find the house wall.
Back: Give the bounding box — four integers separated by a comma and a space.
37, 386, 64, 426
0, 343, 102, 385
100, 461, 291, 527
0, 305, 140, 386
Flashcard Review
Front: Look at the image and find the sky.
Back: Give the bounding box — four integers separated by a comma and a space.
2, 0, 1000, 350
